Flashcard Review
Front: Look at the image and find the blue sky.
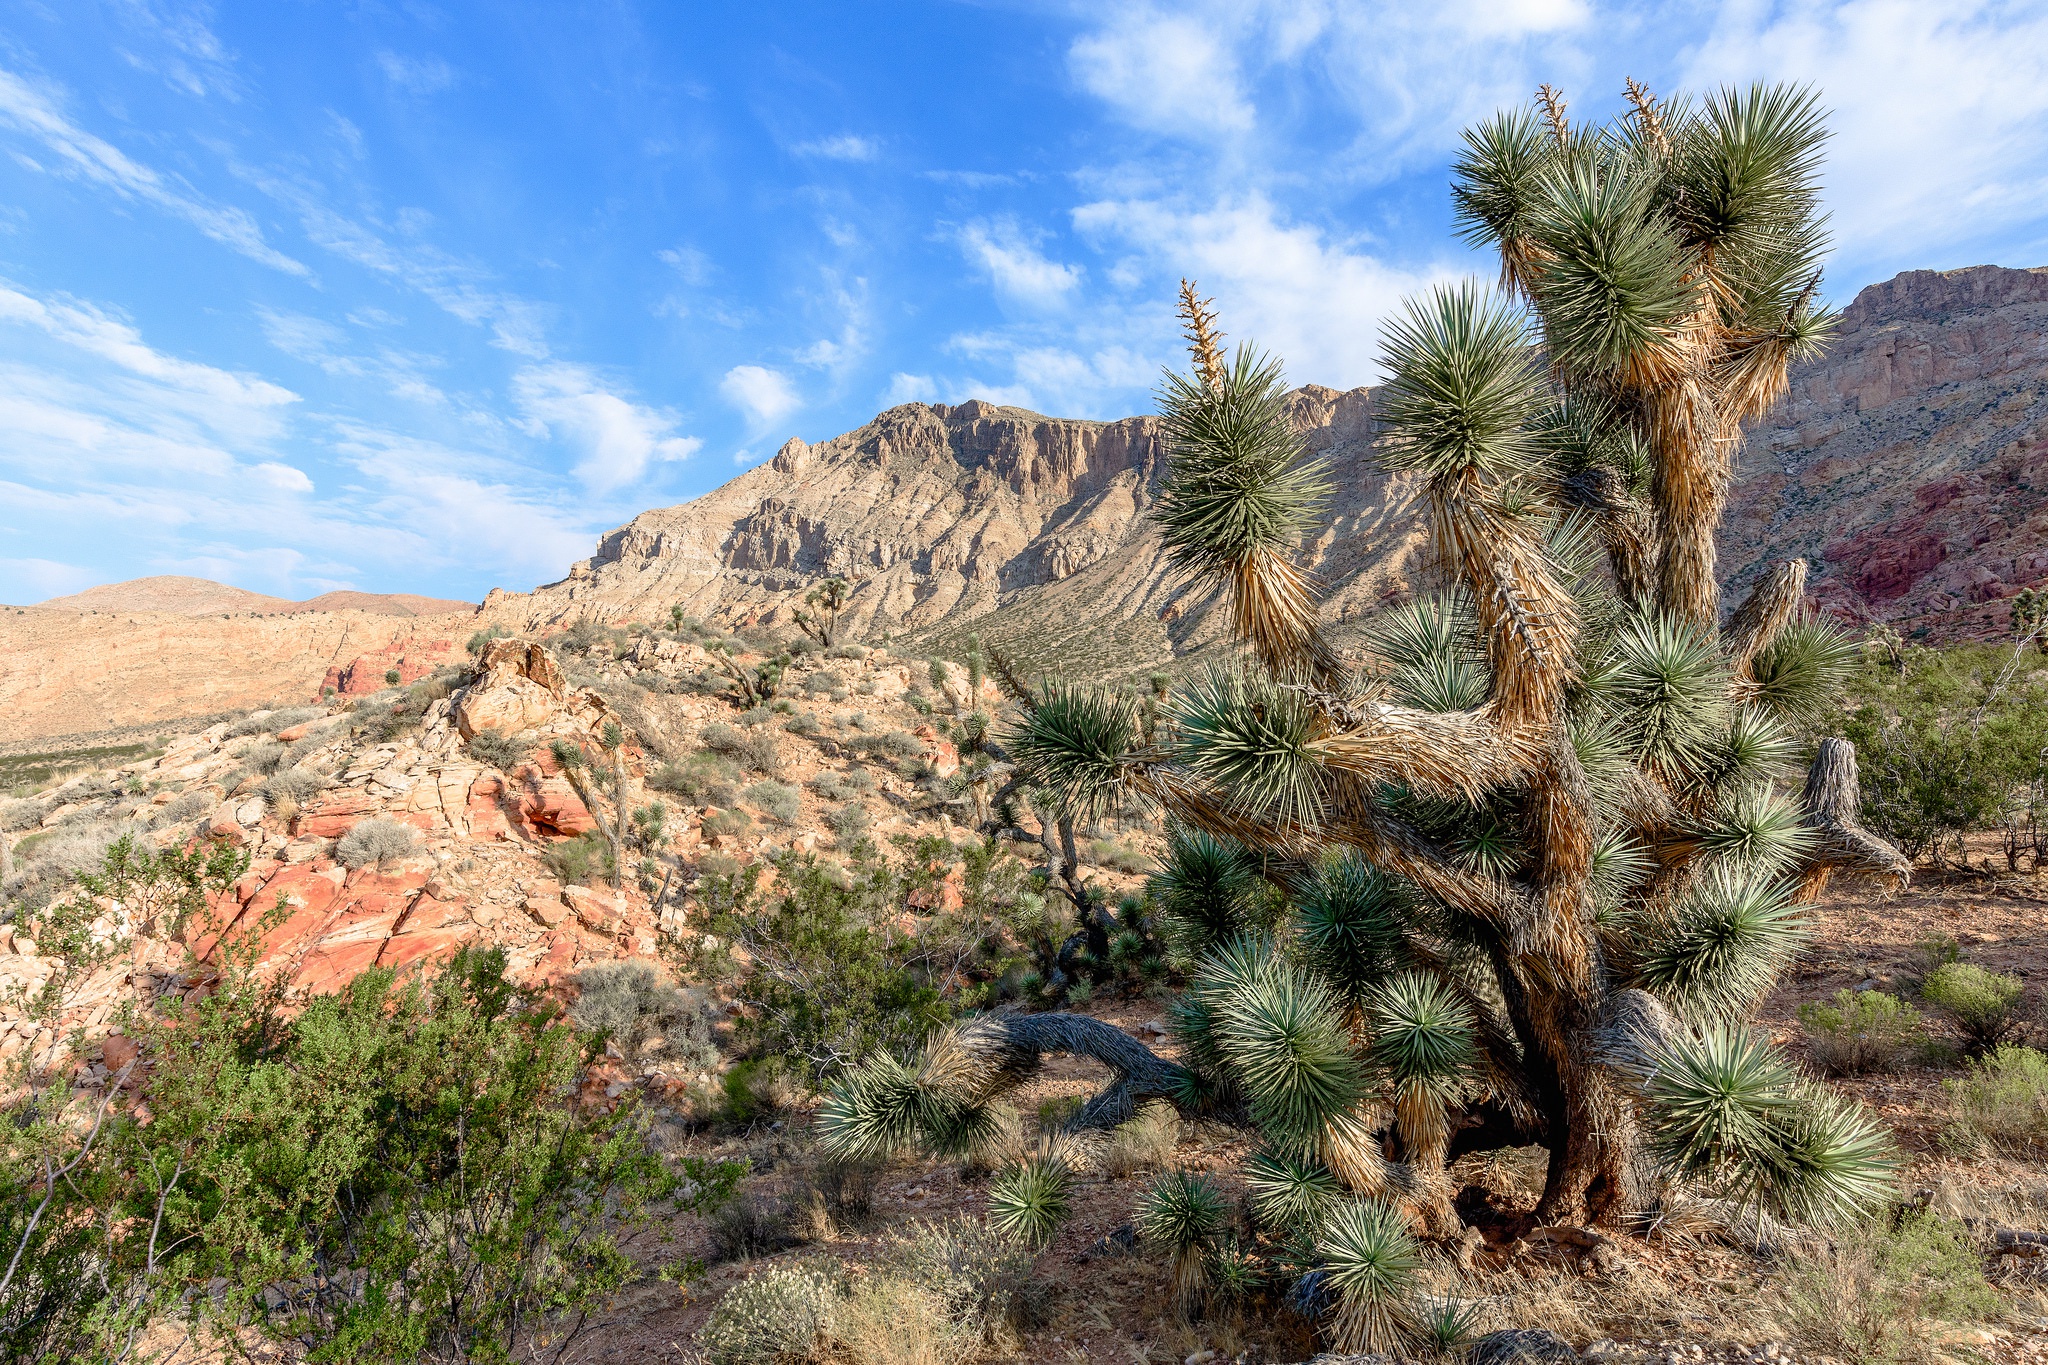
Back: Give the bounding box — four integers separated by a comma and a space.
2, 2, 2046, 604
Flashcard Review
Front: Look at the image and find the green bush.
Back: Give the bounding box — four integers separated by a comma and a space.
696, 841, 1033, 1078
702, 808, 753, 839
2, 945, 721, 1364
1944, 1044, 2048, 1154
466, 625, 511, 657
1838, 641, 2048, 866
1798, 989, 1923, 1076
467, 726, 530, 769
650, 753, 741, 807
543, 830, 616, 885
702, 723, 780, 774
262, 765, 327, 810
1920, 962, 2025, 1051
570, 961, 718, 1068
1775, 1209, 1996, 1365
742, 780, 801, 825
828, 801, 872, 848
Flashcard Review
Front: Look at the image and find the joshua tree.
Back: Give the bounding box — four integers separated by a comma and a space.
793, 575, 851, 647
819, 82, 1908, 1350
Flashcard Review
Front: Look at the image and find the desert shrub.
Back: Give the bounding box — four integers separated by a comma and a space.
702, 723, 781, 774
281, 724, 340, 767
560, 617, 626, 658
835, 1264, 982, 1365
737, 705, 776, 728
1839, 641, 2048, 866
698, 1263, 838, 1365
1775, 1209, 1996, 1365
543, 830, 615, 885
805, 670, 846, 696
825, 642, 868, 660
149, 789, 213, 827
1102, 1102, 1181, 1177
569, 961, 718, 1068
702, 808, 754, 839
335, 817, 417, 869
783, 712, 819, 736
829, 801, 872, 848
811, 770, 851, 801
0, 797, 47, 832
867, 730, 923, 761
233, 739, 286, 775
467, 727, 530, 769
697, 843, 1034, 1077
467, 625, 511, 657
1944, 1044, 2048, 1154
1087, 837, 1151, 875
1, 946, 714, 1364
743, 780, 801, 825
1920, 962, 2025, 1051
880, 1217, 1041, 1343
1798, 989, 1924, 1076
261, 766, 328, 810
720, 1057, 804, 1124
650, 753, 741, 807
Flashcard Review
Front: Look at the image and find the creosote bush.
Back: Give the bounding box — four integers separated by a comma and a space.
570, 960, 719, 1069
1920, 962, 2026, 1053
743, 779, 802, 825
1943, 1044, 2048, 1154
1774, 1209, 1996, 1365
1798, 989, 1923, 1076
697, 1263, 839, 1365
334, 816, 417, 869
467, 726, 531, 770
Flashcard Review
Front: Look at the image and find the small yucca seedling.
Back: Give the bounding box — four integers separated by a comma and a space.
1206, 1233, 1268, 1312
1414, 1292, 1484, 1357
987, 1148, 1072, 1249
1244, 1148, 1340, 1232
1137, 1169, 1228, 1315
1318, 1198, 1421, 1354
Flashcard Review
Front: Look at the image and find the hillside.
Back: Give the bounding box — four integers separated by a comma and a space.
501, 264, 2048, 666
31, 575, 474, 618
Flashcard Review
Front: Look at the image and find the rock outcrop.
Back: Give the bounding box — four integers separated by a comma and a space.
1719, 264, 2048, 639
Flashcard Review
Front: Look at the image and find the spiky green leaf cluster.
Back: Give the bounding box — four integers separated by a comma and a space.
1168, 666, 1327, 828
1632, 866, 1810, 1019
1293, 854, 1410, 1004
1136, 1168, 1229, 1254
1006, 681, 1140, 823
1150, 824, 1271, 955
1317, 1198, 1423, 1353
987, 1149, 1073, 1248
1642, 1026, 1896, 1227
1154, 347, 1332, 581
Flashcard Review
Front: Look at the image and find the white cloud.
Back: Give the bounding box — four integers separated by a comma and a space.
376, 52, 456, 95
258, 307, 447, 404
1686, 0, 2048, 270
958, 219, 1085, 309
1073, 194, 1447, 386
719, 364, 802, 428
882, 373, 938, 406
1069, 9, 1255, 136
0, 69, 307, 275
793, 134, 880, 161
0, 557, 97, 602
252, 461, 314, 493
512, 363, 700, 493
658, 245, 713, 283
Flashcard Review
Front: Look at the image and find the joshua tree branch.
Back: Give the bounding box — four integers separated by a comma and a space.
1725, 558, 1808, 677
1795, 737, 1910, 900
952, 1011, 1191, 1131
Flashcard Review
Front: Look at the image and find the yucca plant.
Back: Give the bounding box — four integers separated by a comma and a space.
986, 1145, 1074, 1249
816, 79, 1910, 1349
1137, 1169, 1230, 1315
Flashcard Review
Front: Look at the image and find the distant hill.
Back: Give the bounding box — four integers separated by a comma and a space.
486, 263, 2048, 663
33, 575, 475, 618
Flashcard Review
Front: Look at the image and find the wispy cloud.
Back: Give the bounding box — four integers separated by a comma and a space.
512, 363, 701, 493
1068, 8, 1256, 136
793, 134, 880, 161
958, 218, 1085, 309
0, 68, 307, 274
376, 52, 457, 95
719, 364, 802, 428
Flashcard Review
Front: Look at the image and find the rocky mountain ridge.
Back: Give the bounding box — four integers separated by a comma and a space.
31, 574, 474, 618
508, 263, 2048, 662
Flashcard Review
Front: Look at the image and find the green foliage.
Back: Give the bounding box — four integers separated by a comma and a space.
1377, 281, 1542, 480
1137, 1169, 1228, 1312
987, 1149, 1072, 1248
1798, 989, 1923, 1077
1775, 1209, 1997, 1365
699, 842, 1034, 1079
1631, 865, 1809, 1020
1154, 346, 1331, 587
1244, 1148, 1338, 1233
702, 721, 782, 774
335, 816, 418, 869
742, 779, 801, 825
1642, 1026, 1895, 1227
570, 960, 718, 1068
1837, 640, 2048, 864
1943, 1044, 2048, 1154
542, 830, 616, 886
1217, 959, 1364, 1155
649, 752, 741, 806
1006, 681, 1140, 823
3, 947, 700, 1365
1920, 962, 2026, 1052
1317, 1198, 1421, 1354
466, 726, 530, 770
